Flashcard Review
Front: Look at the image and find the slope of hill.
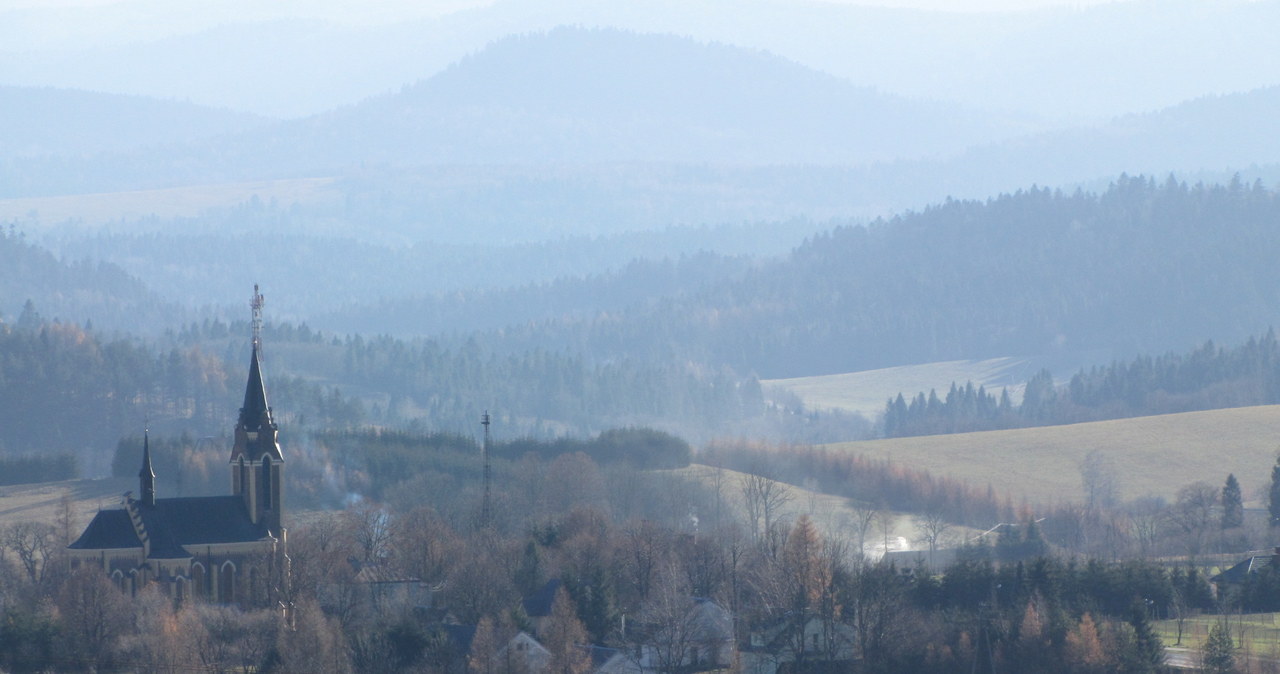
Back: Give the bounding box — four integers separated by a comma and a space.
763, 357, 1034, 419
938, 86, 1280, 197
0, 27, 1019, 197
0, 86, 267, 158
824, 405, 1280, 506
0, 228, 173, 331
295, 27, 1007, 166
434, 177, 1280, 379
3, 0, 1277, 123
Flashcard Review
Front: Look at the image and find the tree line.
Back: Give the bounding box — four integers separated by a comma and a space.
885, 330, 1280, 438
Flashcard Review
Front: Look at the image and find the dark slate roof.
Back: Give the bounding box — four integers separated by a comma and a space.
147, 496, 269, 544
522, 578, 562, 617
68, 509, 138, 550
1213, 554, 1275, 585
68, 495, 269, 557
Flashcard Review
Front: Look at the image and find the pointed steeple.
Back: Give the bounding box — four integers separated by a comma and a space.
238, 343, 272, 432
230, 285, 282, 464
139, 429, 156, 507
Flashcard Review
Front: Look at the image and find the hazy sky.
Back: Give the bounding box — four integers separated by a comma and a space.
0, 0, 1128, 16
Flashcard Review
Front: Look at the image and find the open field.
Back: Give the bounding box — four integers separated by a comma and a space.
0, 477, 131, 533
763, 357, 1031, 418
1156, 613, 1280, 657
823, 405, 1280, 507
0, 177, 338, 227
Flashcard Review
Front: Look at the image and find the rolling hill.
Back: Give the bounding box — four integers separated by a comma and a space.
288, 27, 1008, 166
4, 0, 1278, 123
823, 404, 1280, 507
0, 85, 267, 158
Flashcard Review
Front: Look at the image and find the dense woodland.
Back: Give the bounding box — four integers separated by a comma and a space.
476, 176, 1280, 379
0, 313, 789, 467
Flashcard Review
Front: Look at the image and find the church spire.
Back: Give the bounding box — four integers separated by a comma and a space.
139, 428, 156, 507
237, 284, 275, 435
230, 285, 283, 464
239, 343, 272, 432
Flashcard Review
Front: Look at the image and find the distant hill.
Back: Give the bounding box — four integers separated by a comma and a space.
439, 177, 1280, 378
3, 0, 1278, 123
0, 27, 1017, 197
824, 404, 1280, 506
0, 229, 172, 331
284, 27, 1007, 166
935, 86, 1280, 198
0, 86, 267, 158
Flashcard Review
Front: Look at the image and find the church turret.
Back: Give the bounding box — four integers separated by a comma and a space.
139, 430, 156, 507
230, 285, 284, 534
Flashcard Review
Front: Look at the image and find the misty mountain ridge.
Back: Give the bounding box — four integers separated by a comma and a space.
7, 29, 1280, 209
4, 0, 1278, 123
276, 27, 1012, 166
0, 86, 268, 158
936, 85, 1280, 195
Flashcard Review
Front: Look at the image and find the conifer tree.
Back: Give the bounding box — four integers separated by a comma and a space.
1222, 473, 1244, 529
1127, 598, 1165, 673
1202, 621, 1235, 674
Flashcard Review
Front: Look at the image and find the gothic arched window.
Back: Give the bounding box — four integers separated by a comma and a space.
218, 562, 236, 604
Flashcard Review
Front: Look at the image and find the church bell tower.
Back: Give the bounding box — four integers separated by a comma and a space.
229, 285, 285, 535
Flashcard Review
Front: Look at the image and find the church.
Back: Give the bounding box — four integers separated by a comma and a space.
68, 287, 288, 605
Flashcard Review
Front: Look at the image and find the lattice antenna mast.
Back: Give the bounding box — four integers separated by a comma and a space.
481, 411, 492, 528
251, 284, 265, 352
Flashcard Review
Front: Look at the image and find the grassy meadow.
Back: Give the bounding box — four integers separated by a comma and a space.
0, 177, 337, 228
763, 357, 1031, 419
1155, 612, 1280, 656
821, 405, 1280, 507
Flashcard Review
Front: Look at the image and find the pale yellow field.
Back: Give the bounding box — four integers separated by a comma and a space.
0, 177, 338, 227
824, 405, 1280, 507
0, 477, 131, 532
764, 357, 1029, 418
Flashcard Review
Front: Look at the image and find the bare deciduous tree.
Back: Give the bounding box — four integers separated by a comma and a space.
3, 521, 57, 587
1168, 481, 1219, 557
875, 508, 897, 558
740, 472, 794, 542
1080, 450, 1119, 511
913, 505, 952, 567
342, 499, 392, 565
634, 561, 700, 674
57, 566, 131, 671
848, 502, 878, 563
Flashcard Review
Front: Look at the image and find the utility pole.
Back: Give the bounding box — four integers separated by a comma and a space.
481, 411, 492, 529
